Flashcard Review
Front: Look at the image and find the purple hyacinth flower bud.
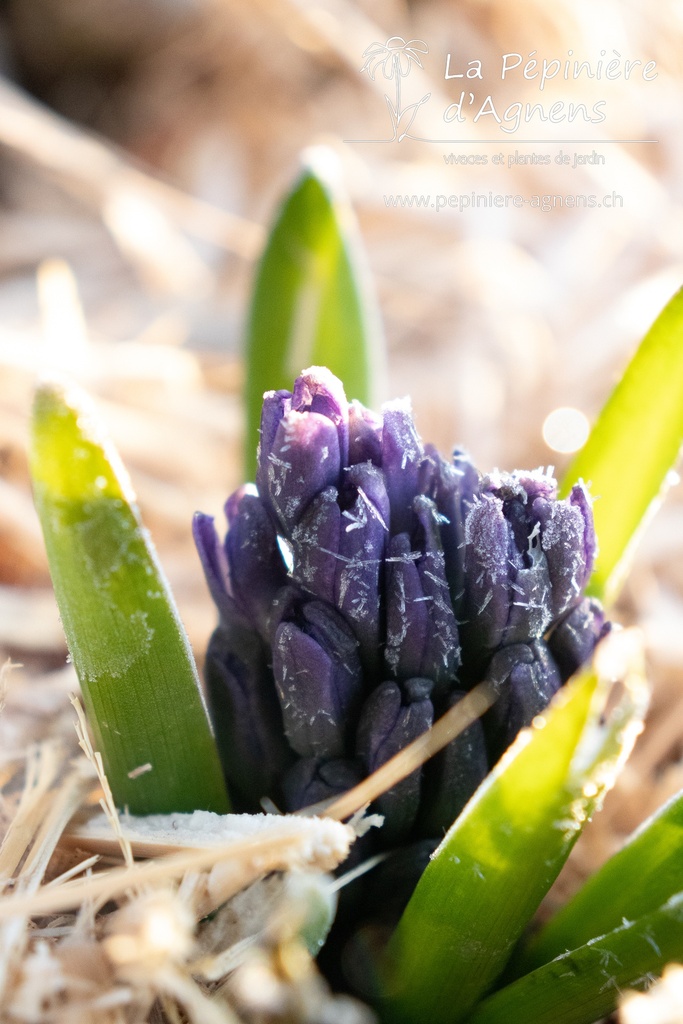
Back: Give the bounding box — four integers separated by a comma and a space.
193, 489, 289, 637
381, 398, 425, 535
462, 470, 592, 665
223, 486, 289, 636
533, 481, 597, 619
292, 365, 349, 469
272, 599, 364, 758
198, 365, 606, 929
290, 464, 389, 672
385, 497, 459, 691
256, 388, 292, 503
256, 368, 352, 535
412, 496, 461, 690
204, 621, 293, 809
348, 399, 383, 466
335, 463, 389, 671
422, 446, 480, 617
290, 486, 341, 606
549, 596, 611, 681
385, 533, 428, 680
356, 679, 434, 843
461, 494, 523, 661
486, 639, 562, 754
192, 510, 238, 626
258, 406, 342, 535
418, 689, 488, 836
282, 757, 363, 811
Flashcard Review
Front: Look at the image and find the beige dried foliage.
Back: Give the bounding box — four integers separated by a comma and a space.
0, 688, 370, 1024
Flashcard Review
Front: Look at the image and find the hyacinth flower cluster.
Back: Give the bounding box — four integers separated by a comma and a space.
193, 367, 609, 878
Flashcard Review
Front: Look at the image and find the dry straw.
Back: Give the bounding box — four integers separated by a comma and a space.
0, 671, 371, 1024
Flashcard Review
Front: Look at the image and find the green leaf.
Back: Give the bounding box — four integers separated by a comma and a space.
378, 632, 648, 1024
244, 155, 382, 478
560, 287, 683, 605
30, 380, 229, 816
467, 892, 683, 1024
513, 786, 683, 976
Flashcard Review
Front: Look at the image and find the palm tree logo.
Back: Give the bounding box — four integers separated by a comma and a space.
360, 37, 431, 142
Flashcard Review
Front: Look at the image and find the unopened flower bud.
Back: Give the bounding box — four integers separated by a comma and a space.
461, 470, 597, 670
356, 679, 434, 842
533, 481, 597, 619
259, 407, 341, 534
193, 489, 289, 638
348, 399, 383, 466
291, 464, 389, 672
485, 640, 562, 754
549, 596, 611, 681
422, 446, 480, 617
204, 621, 292, 809
283, 757, 364, 811
381, 399, 425, 535
292, 366, 349, 467
384, 498, 460, 693
273, 599, 364, 758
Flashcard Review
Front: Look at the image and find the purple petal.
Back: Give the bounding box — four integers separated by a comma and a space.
502, 559, 553, 645
381, 398, 425, 535
292, 366, 349, 469
290, 486, 341, 606
261, 410, 341, 534
549, 597, 610, 681
272, 600, 363, 758
192, 511, 241, 625
413, 496, 460, 692
385, 533, 429, 680
336, 463, 390, 673
282, 757, 363, 811
256, 388, 292, 516
289, 464, 388, 673
356, 680, 433, 842
461, 494, 514, 662
422, 446, 480, 617
533, 482, 597, 620
486, 640, 562, 755
223, 487, 289, 636
204, 622, 293, 809
570, 481, 597, 582
348, 399, 383, 466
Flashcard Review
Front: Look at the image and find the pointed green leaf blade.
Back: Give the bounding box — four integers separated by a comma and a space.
30, 380, 229, 815
561, 287, 683, 605
379, 632, 648, 1024
514, 786, 683, 976
244, 156, 382, 477
468, 892, 683, 1024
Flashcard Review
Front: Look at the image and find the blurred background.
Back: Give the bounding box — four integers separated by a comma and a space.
0, 0, 682, 892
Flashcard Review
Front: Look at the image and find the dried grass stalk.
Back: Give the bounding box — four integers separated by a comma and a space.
0, 689, 366, 1024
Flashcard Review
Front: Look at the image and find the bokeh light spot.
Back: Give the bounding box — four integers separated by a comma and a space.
542, 407, 590, 453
